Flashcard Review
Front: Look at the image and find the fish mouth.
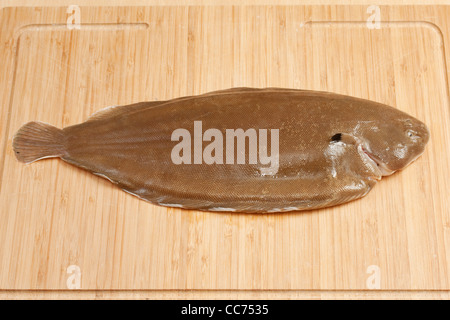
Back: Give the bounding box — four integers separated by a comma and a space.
361, 146, 395, 176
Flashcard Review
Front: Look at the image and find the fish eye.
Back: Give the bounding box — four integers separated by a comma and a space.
406, 129, 418, 139
330, 133, 342, 142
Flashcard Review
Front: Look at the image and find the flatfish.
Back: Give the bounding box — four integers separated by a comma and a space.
13, 88, 430, 212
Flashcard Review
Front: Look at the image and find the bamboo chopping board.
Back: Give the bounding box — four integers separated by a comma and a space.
0, 5, 449, 297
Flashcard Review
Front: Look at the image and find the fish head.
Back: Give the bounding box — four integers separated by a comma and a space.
359, 115, 430, 176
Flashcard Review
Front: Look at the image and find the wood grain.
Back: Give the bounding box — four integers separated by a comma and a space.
0, 5, 449, 298
2, 0, 450, 7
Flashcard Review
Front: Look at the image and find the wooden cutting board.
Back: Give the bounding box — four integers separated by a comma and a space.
0, 5, 449, 298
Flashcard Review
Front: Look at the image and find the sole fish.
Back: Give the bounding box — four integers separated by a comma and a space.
12, 88, 430, 213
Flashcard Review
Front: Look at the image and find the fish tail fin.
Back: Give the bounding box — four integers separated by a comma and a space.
13, 121, 66, 163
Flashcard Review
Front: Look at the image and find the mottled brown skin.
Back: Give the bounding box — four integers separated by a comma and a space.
13, 88, 430, 213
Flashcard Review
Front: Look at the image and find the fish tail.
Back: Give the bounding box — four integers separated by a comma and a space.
12, 121, 66, 163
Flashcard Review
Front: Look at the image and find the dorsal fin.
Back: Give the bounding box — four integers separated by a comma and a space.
200, 87, 263, 95
83, 90, 236, 123
86, 87, 306, 123
86, 101, 165, 122
84, 90, 243, 123
199, 87, 306, 95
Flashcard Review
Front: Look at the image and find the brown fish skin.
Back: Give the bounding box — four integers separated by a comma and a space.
12, 88, 430, 213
